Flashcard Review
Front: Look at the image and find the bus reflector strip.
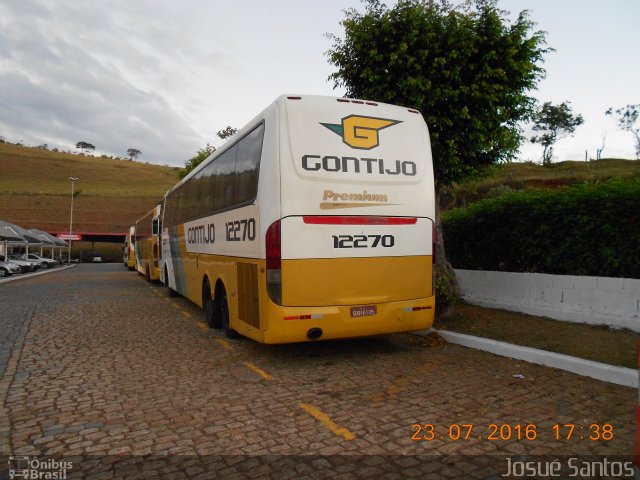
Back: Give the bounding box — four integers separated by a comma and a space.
336, 98, 378, 106
303, 216, 417, 225
404, 306, 432, 312
284, 314, 323, 320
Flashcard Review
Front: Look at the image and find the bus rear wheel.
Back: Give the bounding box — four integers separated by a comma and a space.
216, 283, 239, 339
202, 278, 220, 328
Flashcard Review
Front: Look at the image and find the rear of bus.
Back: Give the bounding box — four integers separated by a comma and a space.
135, 206, 161, 281
262, 95, 435, 343
126, 226, 136, 270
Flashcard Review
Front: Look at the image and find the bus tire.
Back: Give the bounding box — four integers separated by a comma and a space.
202, 278, 219, 328
216, 282, 239, 339
146, 265, 151, 282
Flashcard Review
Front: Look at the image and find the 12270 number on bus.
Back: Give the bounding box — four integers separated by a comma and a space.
332, 234, 394, 249
226, 218, 256, 242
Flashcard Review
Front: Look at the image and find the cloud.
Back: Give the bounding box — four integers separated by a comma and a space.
0, 0, 212, 165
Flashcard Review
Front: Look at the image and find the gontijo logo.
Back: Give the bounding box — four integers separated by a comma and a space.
321, 115, 401, 150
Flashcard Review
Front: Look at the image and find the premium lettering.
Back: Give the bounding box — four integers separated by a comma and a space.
323, 190, 388, 203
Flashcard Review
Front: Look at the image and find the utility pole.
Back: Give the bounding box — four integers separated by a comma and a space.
68, 177, 78, 263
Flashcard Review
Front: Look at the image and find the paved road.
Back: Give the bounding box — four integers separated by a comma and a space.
0, 264, 635, 478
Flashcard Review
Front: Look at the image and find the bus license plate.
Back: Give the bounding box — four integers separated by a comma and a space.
350, 305, 377, 318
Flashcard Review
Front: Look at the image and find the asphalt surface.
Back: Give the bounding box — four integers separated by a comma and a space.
0, 264, 636, 479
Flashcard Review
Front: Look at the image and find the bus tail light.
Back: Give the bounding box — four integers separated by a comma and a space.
266, 220, 282, 305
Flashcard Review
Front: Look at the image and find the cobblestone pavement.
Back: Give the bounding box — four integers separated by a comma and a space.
0, 265, 636, 479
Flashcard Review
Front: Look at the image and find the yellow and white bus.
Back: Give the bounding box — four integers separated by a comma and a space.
123, 225, 136, 270
135, 205, 161, 281
161, 95, 436, 343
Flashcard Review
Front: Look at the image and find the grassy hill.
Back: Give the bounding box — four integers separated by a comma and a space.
0, 142, 180, 233
3, 143, 638, 230
440, 159, 640, 211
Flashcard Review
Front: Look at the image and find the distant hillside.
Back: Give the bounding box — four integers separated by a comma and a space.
2, 142, 637, 232
440, 159, 640, 211
0, 143, 180, 233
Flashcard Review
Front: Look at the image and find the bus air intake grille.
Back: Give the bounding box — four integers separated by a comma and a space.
237, 262, 260, 328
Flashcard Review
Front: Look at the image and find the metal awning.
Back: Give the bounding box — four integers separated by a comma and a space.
0, 223, 24, 242
0, 221, 42, 244
28, 229, 57, 246
47, 233, 68, 247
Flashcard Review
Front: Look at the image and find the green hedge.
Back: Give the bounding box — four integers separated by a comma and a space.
442, 178, 640, 278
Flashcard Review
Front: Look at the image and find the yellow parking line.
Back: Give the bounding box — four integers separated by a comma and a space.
181, 310, 192, 318
299, 403, 355, 441
243, 362, 273, 381
197, 321, 209, 331
216, 339, 233, 351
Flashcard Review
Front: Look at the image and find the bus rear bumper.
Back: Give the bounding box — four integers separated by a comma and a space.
262, 296, 435, 344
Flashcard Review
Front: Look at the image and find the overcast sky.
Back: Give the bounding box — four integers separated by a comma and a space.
0, 0, 638, 166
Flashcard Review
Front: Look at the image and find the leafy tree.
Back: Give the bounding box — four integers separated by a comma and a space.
127, 148, 142, 161
606, 104, 640, 159
327, 0, 550, 187
179, 143, 216, 179
217, 126, 238, 140
530, 101, 583, 165
75, 141, 95, 154
179, 126, 238, 179
326, 0, 550, 313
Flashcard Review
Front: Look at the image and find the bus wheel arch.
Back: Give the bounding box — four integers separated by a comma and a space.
214, 279, 239, 339
202, 276, 219, 328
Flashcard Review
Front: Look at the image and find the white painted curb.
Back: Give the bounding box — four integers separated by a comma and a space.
0, 264, 76, 284
420, 329, 638, 389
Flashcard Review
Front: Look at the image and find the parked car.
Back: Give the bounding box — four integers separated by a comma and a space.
1, 255, 37, 273
91, 253, 103, 263
22, 253, 58, 269
0, 260, 20, 277
9, 255, 46, 272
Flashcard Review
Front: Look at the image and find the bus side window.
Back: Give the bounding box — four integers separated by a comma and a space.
214, 145, 238, 211
235, 123, 264, 204
197, 160, 216, 218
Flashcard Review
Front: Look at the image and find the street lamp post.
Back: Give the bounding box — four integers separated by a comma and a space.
68, 177, 78, 263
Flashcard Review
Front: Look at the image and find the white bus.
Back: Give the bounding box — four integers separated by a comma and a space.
161, 95, 436, 343
135, 205, 161, 281
123, 225, 135, 270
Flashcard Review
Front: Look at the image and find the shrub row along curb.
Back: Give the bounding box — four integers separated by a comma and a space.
442, 178, 640, 278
